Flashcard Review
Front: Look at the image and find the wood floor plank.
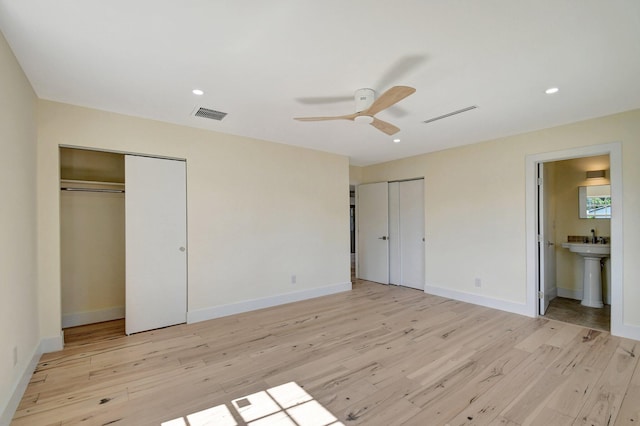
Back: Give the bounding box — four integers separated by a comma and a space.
10, 280, 640, 426
614, 359, 640, 425
572, 340, 638, 425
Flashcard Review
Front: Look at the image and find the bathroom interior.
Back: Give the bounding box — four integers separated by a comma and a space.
543, 154, 611, 330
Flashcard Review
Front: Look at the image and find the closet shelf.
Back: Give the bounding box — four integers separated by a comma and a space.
60, 179, 124, 186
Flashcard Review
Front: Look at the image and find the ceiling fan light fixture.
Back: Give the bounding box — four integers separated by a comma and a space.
354, 115, 374, 124
294, 86, 415, 135
354, 88, 376, 112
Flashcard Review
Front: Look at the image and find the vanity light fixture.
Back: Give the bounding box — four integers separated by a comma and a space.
192, 89, 204, 95
586, 170, 606, 179
545, 87, 559, 94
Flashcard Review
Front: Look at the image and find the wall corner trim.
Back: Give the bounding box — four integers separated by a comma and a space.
187, 281, 352, 324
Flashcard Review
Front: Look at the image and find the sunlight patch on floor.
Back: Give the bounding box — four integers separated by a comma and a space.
162, 382, 344, 426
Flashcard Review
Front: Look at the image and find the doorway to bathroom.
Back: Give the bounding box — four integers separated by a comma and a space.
539, 155, 611, 330
529, 143, 622, 334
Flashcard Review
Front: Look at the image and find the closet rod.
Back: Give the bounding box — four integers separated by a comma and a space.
60, 187, 125, 193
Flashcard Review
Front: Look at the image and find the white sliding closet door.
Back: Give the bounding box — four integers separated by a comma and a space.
125, 155, 187, 335
388, 182, 401, 285
399, 179, 425, 289
389, 179, 425, 289
357, 182, 389, 284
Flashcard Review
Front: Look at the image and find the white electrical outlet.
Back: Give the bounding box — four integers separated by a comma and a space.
291, 275, 296, 284
475, 278, 482, 288
13, 346, 18, 366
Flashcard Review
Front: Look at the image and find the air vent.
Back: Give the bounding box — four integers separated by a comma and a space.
422, 105, 477, 124
194, 107, 227, 121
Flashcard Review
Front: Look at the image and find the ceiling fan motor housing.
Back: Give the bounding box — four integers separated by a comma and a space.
354, 88, 375, 113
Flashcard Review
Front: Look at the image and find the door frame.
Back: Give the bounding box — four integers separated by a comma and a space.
525, 142, 623, 335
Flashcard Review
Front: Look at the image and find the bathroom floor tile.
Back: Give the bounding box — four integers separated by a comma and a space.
543, 297, 610, 331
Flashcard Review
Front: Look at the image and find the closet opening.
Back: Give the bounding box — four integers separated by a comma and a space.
60, 147, 126, 343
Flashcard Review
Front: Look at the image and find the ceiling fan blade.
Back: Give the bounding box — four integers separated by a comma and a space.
364, 86, 416, 116
375, 55, 427, 90
294, 113, 357, 122
370, 117, 400, 135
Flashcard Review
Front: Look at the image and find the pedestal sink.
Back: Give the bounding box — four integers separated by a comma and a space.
561, 243, 610, 308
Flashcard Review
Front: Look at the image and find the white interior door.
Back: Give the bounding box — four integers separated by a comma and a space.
125, 155, 187, 335
357, 182, 389, 284
538, 162, 556, 315
399, 179, 425, 290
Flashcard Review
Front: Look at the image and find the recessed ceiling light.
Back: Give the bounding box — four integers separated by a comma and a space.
545, 87, 559, 94
192, 89, 204, 95
393, 138, 401, 143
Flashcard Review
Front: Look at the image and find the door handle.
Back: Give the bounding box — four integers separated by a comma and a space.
547, 241, 554, 247
378, 236, 388, 240
179, 246, 186, 252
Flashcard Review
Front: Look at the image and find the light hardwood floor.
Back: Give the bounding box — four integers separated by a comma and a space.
12, 280, 640, 425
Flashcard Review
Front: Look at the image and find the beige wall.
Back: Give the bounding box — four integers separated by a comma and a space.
349, 165, 364, 186
0, 31, 39, 418
37, 100, 351, 339
360, 109, 640, 333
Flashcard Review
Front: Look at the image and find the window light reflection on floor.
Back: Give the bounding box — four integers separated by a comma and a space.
161, 382, 344, 426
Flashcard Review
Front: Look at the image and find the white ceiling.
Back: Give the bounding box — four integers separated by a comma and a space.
1, 1, 639, 166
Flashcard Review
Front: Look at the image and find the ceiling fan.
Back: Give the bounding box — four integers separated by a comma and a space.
294, 86, 416, 136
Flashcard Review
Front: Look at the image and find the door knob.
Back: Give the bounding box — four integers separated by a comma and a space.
378, 236, 388, 240
546, 241, 554, 247
179, 246, 186, 252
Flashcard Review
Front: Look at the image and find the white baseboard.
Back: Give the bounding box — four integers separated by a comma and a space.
40, 332, 64, 353
0, 332, 63, 426
557, 287, 583, 301
62, 306, 125, 328
613, 322, 640, 341
424, 284, 532, 317
0, 345, 39, 426
188, 282, 352, 324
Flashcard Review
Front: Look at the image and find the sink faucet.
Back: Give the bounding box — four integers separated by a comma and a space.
591, 229, 596, 243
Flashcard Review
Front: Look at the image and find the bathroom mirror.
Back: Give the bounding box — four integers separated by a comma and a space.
579, 184, 611, 219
